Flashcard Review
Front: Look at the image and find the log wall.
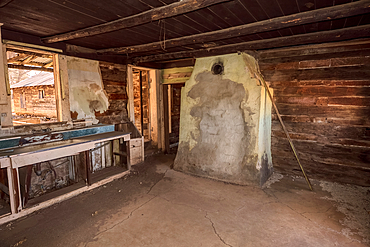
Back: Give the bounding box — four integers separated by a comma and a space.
259, 40, 370, 186
132, 69, 150, 141
96, 62, 129, 124
12, 85, 57, 118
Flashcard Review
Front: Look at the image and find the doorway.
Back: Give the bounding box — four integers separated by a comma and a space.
132, 68, 150, 142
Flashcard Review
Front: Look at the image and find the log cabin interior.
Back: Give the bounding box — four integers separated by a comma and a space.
0, 0, 369, 246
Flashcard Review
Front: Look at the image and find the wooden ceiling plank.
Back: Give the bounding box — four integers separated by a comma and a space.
8, 64, 53, 72
7, 54, 28, 63
132, 24, 370, 63
275, 0, 306, 34
42, 0, 231, 43
20, 55, 35, 65
98, 0, 370, 54
43, 61, 54, 68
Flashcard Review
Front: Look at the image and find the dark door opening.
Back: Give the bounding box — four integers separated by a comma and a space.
133, 68, 150, 142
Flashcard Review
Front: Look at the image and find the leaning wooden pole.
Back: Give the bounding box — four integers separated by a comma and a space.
254, 73, 313, 191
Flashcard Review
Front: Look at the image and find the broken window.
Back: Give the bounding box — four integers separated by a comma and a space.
7, 49, 58, 125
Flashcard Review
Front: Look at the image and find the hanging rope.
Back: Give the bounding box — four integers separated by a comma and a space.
159, 20, 166, 51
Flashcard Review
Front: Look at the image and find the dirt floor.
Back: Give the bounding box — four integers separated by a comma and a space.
0, 153, 369, 247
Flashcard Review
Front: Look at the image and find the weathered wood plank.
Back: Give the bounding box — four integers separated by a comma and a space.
260, 56, 370, 71
8, 64, 53, 72
264, 65, 370, 82
269, 80, 370, 87
100, 70, 127, 82
98, 0, 370, 54
272, 86, 370, 97
272, 115, 370, 126
272, 131, 370, 147
259, 39, 370, 60
271, 137, 370, 168
274, 96, 370, 107
272, 104, 370, 119
271, 155, 370, 186
133, 25, 370, 62
42, 0, 230, 43
272, 122, 370, 141
108, 93, 128, 100
261, 48, 370, 65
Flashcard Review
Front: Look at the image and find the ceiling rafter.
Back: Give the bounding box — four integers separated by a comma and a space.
132, 24, 370, 63
98, 0, 370, 55
41, 0, 231, 43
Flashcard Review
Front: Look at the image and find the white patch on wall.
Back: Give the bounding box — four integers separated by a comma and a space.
67, 57, 109, 124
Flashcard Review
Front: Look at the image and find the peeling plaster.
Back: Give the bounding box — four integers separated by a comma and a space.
67, 57, 109, 124
174, 53, 273, 186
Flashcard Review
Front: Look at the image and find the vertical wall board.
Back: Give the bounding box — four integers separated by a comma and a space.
127, 65, 135, 123
104, 142, 112, 167
0, 30, 13, 126
53, 54, 71, 122
91, 144, 102, 172
113, 139, 120, 166
169, 83, 185, 145
149, 70, 159, 148
163, 84, 170, 153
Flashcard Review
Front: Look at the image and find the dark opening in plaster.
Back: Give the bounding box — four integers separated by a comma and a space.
211, 62, 224, 75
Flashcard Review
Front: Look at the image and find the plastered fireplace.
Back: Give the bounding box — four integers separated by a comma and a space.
174, 53, 273, 186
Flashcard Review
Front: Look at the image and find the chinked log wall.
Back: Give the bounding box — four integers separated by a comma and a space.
96, 62, 129, 124
259, 39, 370, 186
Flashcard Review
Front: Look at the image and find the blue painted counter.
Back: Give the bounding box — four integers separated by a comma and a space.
0, 124, 115, 150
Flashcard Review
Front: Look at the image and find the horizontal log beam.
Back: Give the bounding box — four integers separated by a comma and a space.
133, 24, 370, 63
99, 0, 370, 54
42, 0, 230, 43
8, 64, 53, 72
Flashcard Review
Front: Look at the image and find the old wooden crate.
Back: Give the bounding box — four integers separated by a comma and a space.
115, 122, 144, 166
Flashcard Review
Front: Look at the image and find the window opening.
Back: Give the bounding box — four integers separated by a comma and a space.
39, 89, 45, 99
7, 49, 58, 125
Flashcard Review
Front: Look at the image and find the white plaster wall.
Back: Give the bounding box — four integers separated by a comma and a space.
174, 53, 273, 186
67, 57, 109, 124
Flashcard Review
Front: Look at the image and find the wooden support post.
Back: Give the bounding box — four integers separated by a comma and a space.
0, 27, 13, 126
126, 140, 131, 170
12, 168, 21, 212
139, 70, 144, 136
6, 166, 16, 214
23, 165, 33, 207
85, 151, 91, 186
163, 84, 170, 153
113, 139, 120, 166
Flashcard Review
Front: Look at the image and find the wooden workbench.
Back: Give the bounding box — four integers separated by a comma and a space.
0, 131, 130, 216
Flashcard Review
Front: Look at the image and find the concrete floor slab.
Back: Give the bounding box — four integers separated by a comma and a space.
0, 153, 369, 247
